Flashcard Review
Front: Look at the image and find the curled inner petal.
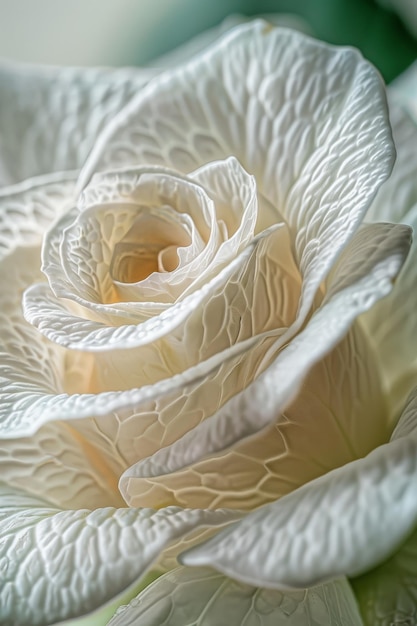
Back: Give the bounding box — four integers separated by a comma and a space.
40, 159, 260, 328
110, 210, 192, 284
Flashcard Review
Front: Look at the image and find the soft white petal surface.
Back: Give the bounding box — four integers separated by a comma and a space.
0, 484, 240, 626
52, 169, 222, 305
0, 172, 77, 260
2, 227, 300, 437
23, 225, 295, 356
0, 421, 125, 511
79, 20, 394, 335
0, 245, 65, 404
2, 221, 408, 466
390, 60, 417, 122
0, 63, 155, 187
180, 386, 417, 588
367, 104, 417, 225
362, 102, 417, 417
123, 222, 410, 486
119, 320, 387, 512
108, 567, 363, 626
349, 387, 417, 625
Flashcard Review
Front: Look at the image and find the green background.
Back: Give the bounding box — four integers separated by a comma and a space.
138, 0, 417, 83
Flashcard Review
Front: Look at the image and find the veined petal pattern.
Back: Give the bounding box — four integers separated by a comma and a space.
80, 20, 395, 334
0, 483, 241, 626
180, 387, 417, 589
0, 63, 155, 187
108, 566, 363, 626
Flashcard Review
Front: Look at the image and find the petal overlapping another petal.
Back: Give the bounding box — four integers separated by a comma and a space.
0, 63, 155, 187
79, 20, 395, 336
180, 388, 417, 589
363, 100, 417, 418
108, 566, 363, 626
0, 484, 241, 626
123, 222, 410, 490
0, 20, 410, 626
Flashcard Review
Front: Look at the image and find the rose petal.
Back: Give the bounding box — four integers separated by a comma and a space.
366, 104, 417, 225
179, 386, 417, 588
152, 14, 312, 69
0, 291, 280, 437
23, 224, 298, 354
390, 60, 417, 123
362, 105, 417, 417
119, 320, 387, 511
40, 159, 258, 318
189, 157, 259, 261
0, 484, 241, 625
79, 20, 394, 335
2, 222, 409, 479
0, 421, 125, 510
392, 388, 417, 440
0, 172, 77, 261
0, 62, 155, 187
362, 206, 417, 419
69, 171, 222, 305
9, 226, 300, 444
108, 566, 363, 626
339, 386, 417, 626
122, 222, 411, 483
0, 246, 65, 400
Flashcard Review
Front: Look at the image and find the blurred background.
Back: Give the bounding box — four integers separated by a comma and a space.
0, 0, 416, 82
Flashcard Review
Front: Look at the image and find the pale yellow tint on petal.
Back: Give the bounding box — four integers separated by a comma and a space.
122, 321, 387, 510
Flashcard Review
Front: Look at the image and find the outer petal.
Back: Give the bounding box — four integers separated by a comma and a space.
362, 98, 417, 417
362, 203, 417, 419
180, 387, 417, 589
390, 60, 417, 122
349, 387, 417, 626
0, 172, 77, 260
0, 63, 155, 187
366, 104, 417, 225
0, 421, 125, 511
0, 484, 241, 626
79, 20, 394, 330
108, 566, 363, 626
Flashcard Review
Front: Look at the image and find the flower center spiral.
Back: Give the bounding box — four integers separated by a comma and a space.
110, 211, 191, 283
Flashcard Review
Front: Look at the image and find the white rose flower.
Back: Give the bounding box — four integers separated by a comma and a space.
0, 20, 416, 626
